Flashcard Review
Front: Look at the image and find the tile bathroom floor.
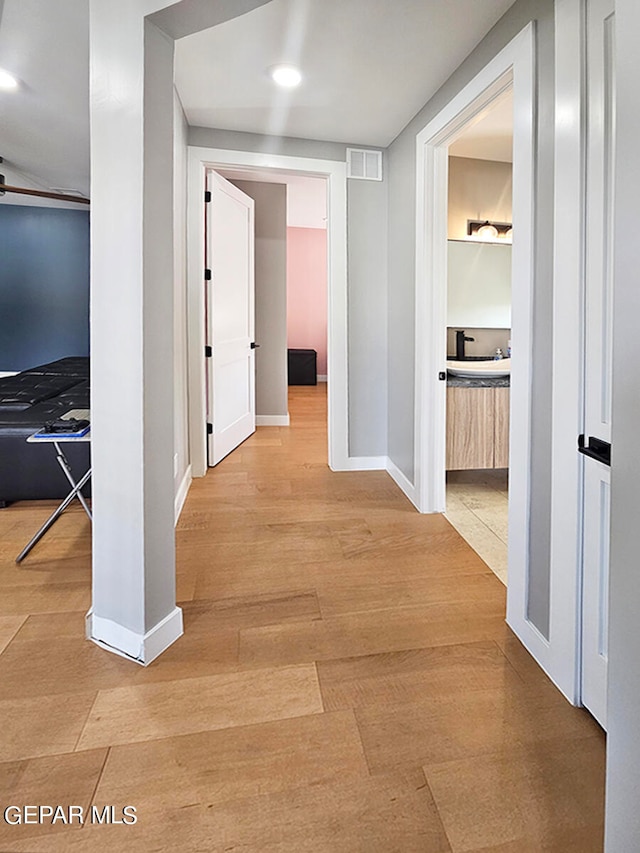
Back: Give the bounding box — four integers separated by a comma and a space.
445, 468, 509, 584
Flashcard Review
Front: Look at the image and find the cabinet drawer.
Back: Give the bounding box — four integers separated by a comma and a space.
446, 385, 510, 470
494, 386, 510, 469
446, 387, 495, 470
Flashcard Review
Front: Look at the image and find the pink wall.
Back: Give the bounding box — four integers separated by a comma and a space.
286, 226, 328, 375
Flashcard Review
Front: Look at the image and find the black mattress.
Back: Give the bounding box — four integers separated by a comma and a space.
0, 357, 91, 505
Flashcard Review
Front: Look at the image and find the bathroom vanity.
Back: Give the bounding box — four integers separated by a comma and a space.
445, 236, 511, 470
446, 376, 509, 470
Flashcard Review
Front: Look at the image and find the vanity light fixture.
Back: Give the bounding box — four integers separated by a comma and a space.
0, 68, 18, 91
269, 64, 302, 88
467, 219, 513, 242
477, 222, 498, 240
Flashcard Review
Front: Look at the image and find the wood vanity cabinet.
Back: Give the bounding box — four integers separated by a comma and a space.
446, 385, 510, 470
493, 387, 510, 469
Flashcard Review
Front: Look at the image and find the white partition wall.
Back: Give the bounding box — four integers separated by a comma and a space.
413, 25, 541, 676
87, 0, 270, 663
605, 0, 640, 847
88, 1, 181, 664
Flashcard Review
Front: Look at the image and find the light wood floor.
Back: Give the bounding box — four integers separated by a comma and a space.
445, 469, 509, 585
0, 385, 605, 852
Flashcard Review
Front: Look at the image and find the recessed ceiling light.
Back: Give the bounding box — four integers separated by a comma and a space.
0, 68, 18, 91
269, 64, 302, 88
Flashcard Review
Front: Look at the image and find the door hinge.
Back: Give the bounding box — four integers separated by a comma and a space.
205, 345, 212, 358
207, 422, 213, 435
204, 190, 211, 203
204, 269, 212, 281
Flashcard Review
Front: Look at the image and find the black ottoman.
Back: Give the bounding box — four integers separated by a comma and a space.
287, 349, 317, 385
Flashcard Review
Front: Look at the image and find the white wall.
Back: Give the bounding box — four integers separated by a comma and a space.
287, 178, 327, 229
386, 0, 554, 638
347, 177, 388, 456
173, 91, 191, 513
605, 0, 640, 847
88, 0, 273, 662
89, 4, 179, 662
448, 156, 513, 239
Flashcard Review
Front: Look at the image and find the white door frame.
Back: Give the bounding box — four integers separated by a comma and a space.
548, 0, 586, 707
413, 25, 542, 663
187, 146, 348, 476
549, 0, 616, 709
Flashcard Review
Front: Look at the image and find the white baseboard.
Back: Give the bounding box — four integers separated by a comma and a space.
256, 414, 290, 426
385, 457, 420, 510
174, 464, 192, 525
86, 606, 184, 666
317, 375, 328, 382
333, 455, 387, 471
0, 371, 18, 378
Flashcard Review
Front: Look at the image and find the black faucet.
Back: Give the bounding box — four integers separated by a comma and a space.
455, 330, 475, 360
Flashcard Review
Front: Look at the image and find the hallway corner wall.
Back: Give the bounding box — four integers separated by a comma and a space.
386, 0, 555, 638
174, 89, 191, 512
188, 127, 389, 459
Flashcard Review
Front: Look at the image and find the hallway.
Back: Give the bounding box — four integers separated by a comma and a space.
0, 385, 605, 851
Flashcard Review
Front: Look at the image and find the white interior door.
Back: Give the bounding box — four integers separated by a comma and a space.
581, 0, 616, 729
206, 171, 256, 466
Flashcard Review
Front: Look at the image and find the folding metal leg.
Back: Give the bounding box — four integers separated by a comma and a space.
54, 441, 92, 520
15, 466, 92, 564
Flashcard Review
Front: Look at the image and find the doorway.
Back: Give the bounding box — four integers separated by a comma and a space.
187, 147, 349, 478
443, 92, 514, 586
217, 170, 329, 430
413, 24, 540, 670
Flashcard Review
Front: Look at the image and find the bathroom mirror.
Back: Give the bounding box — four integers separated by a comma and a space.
447, 240, 511, 328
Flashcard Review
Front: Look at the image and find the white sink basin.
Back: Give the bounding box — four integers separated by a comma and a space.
446, 358, 511, 378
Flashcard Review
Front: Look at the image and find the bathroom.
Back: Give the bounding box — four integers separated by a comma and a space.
444, 93, 513, 585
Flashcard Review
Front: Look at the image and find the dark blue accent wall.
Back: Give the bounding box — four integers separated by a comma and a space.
0, 205, 90, 371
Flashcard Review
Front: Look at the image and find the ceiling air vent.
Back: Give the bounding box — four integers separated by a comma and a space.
346, 148, 383, 181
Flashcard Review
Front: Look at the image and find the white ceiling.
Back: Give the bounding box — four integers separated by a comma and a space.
0, 0, 89, 202
175, 0, 517, 147
219, 169, 327, 229
448, 90, 513, 162
0, 0, 517, 199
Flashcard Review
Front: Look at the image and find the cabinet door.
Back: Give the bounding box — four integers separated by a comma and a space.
493, 387, 510, 469
446, 387, 494, 470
